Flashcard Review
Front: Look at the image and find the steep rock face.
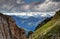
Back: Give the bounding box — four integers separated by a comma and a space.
0, 13, 26, 39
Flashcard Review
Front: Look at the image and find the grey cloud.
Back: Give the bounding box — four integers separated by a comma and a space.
0, 0, 60, 12
0, 0, 25, 12
30, 0, 60, 12
52, 0, 60, 2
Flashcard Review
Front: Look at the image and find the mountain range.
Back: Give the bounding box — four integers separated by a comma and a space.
0, 10, 60, 39
12, 15, 46, 31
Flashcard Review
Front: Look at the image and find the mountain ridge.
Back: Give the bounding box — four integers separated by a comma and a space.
28, 10, 60, 39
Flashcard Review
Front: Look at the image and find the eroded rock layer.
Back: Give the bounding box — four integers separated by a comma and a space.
0, 13, 26, 39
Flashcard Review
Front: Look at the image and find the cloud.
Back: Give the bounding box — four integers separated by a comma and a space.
16, 0, 24, 4
32, 0, 60, 12
28, 23, 33, 26
0, 0, 60, 12
52, 0, 60, 2
3, 12, 55, 17
0, 0, 25, 12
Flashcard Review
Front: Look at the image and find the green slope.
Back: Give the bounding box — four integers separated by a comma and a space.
29, 10, 60, 39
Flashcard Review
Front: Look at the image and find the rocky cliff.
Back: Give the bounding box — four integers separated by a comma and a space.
0, 13, 26, 39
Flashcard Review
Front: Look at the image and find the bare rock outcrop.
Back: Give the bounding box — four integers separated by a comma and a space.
0, 13, 26, 39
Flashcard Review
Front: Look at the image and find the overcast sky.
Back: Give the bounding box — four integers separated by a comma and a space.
0, 0, 60, 13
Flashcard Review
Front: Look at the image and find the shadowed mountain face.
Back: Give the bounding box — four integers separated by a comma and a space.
0, 13, 26, 39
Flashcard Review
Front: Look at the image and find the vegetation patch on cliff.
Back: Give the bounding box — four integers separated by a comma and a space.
29, 10, 60, 39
